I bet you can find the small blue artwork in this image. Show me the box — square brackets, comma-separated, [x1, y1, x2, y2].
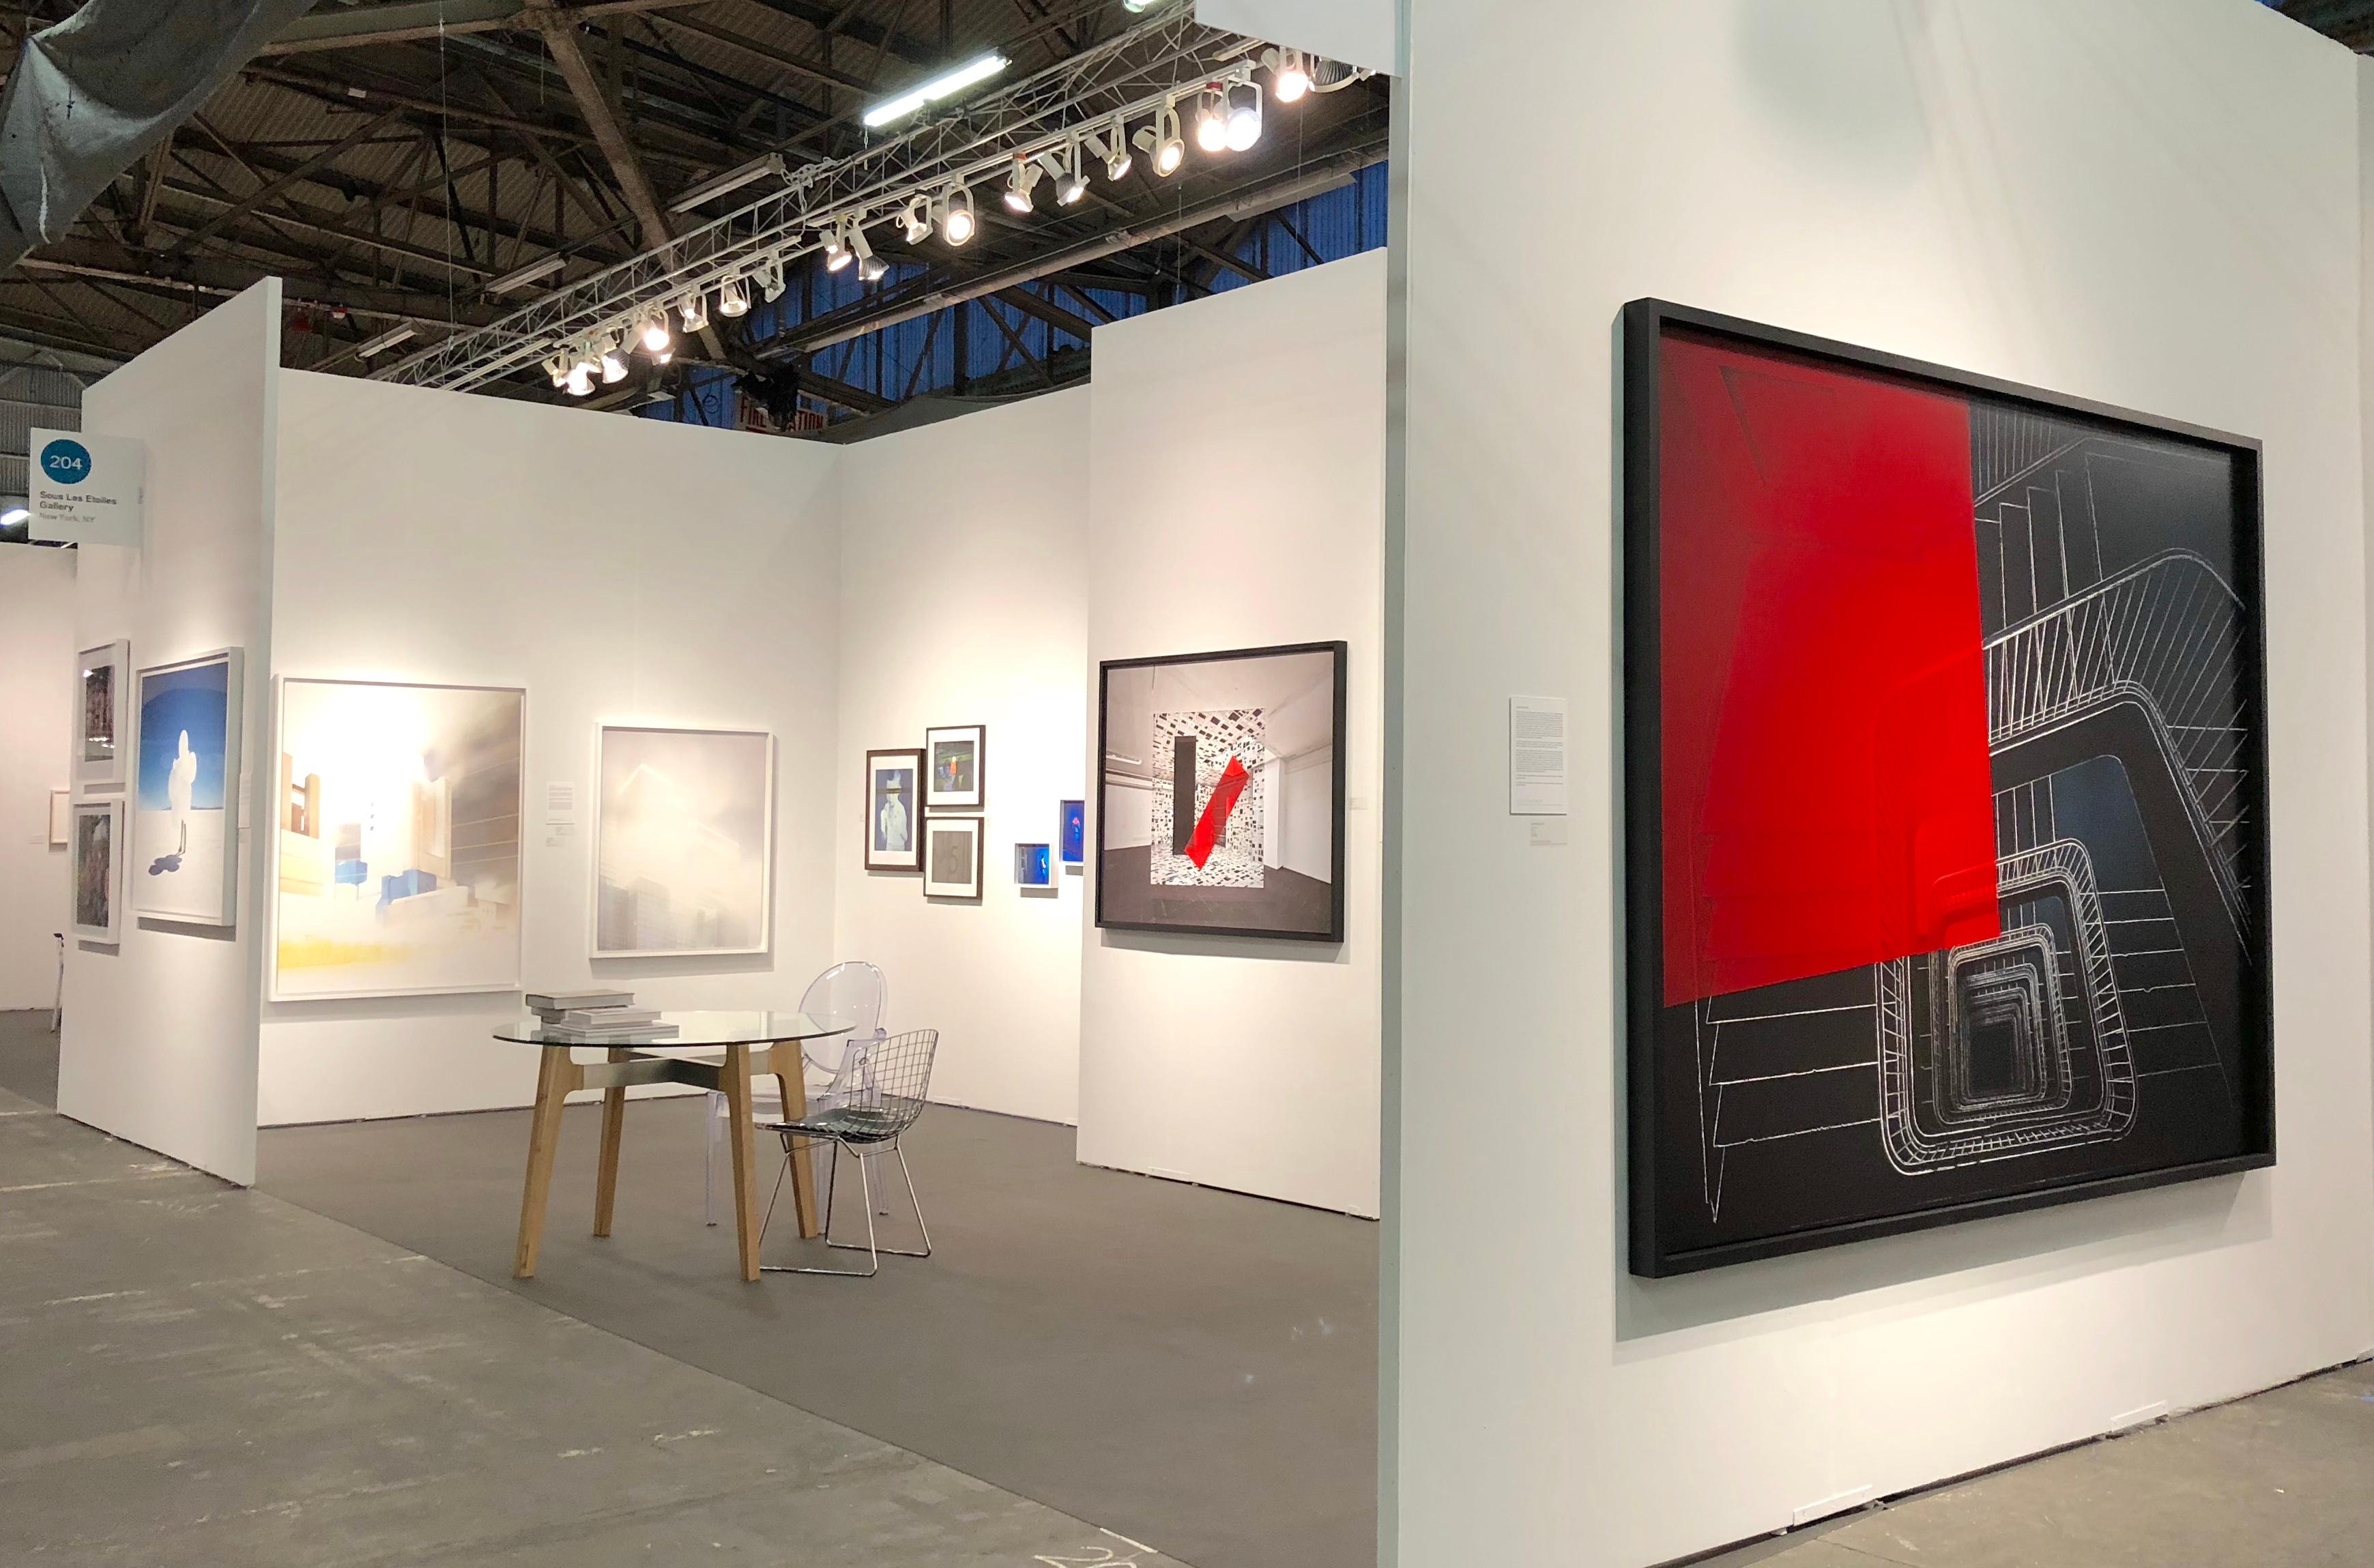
[1015, 842, 1053, 888]
[1059, 799, 1085, 865]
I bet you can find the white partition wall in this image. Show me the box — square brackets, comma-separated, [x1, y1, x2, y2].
[1387, 3, 2374, 1565]
[1081, 251, 1387, 1217]
[835, 389, 1091, 1127]
[59, 279, 282, 1185]
[257, 372, 842, 1124]
[0, 547, 75, 1008]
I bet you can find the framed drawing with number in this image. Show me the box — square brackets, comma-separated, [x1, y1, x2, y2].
[922, 814, 983, 900]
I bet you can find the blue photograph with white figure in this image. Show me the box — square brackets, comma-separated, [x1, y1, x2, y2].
[134, 651, 242, 924]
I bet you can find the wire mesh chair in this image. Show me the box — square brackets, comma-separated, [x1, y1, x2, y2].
[757, 1028, 938, 1278]
[704, 960, 887, 1224]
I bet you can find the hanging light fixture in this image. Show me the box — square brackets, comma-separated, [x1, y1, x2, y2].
[1224, 81, 1263, 151]
[1195, 90, 1230, 153]
[1094, 115, 1133, 181]
[1055, 138, 1090, 205]
[1134, 100, 1185, 177]
[1266, 47, 1312, 103]
[824, 220, 855, 272]
[753, 255, 787, 302]
[565, 340, 596, 396]
[940, 183, 978, 246]
[544, 353, 569, 388]
[850, 225, 887, 283]
[598, 331, 629, 383]
[677, 292, 709, 332]
[1003, 156, 1042, 213]
[639, 313, 672, 354]
[717, 276, 751, 317]
[899, 197, 933, 244]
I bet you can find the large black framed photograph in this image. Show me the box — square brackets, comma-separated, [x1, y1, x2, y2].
[1096, 641, 1348, 942]
[1623, 298, 2275, 1277]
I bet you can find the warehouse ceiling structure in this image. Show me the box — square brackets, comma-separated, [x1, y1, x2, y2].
[0, 0, 1387, 429]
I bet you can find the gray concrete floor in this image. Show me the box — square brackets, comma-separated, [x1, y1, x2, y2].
[0, 1005, 59, 1107]
[0, 1081, 1192, 1567]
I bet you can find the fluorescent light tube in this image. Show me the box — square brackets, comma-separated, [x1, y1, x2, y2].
[863, 53, 1009, 129]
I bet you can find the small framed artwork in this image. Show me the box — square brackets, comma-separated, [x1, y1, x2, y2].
[924, 724, 985, 813]
[865, 748, 925, 871]
[48, 789, 70, 847]
[922, 815, 983, 900]
[76, 640, 129, 790]
[1015, 842, 1054, 888]
[133, 648, 246, 927]
[1058, 799, 1086, 865]
[72, 798, 125, 942]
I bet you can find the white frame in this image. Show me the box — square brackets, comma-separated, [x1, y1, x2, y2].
[75, 639, 130, 790]
[922, 814, 984, 900]
[70, 797, 126, 942]
[1013, 841, 1054, 888]
[590, 723, 777, 959]
[269, 676, 528, 1002]
[130, 647, 246, 927]
[923, 723, 986, 813]
[48, 789, 70, 847]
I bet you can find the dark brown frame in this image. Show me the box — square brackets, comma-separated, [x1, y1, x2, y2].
[863, 746, 926, 873]
[923, 723, 986, 813]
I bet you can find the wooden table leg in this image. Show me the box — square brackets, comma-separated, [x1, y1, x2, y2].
[592, 1046, 628, 1238]
[722, 1043, 762, 1281]
[775, 1061, 820, 1240]
[514, 1047, 571, 1279]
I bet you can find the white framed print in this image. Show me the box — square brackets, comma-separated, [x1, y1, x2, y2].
[922, 815, 983, 900]
[272, 678, 525, 1001]
[923, 723, 985, 813]
[593, 725, 775, 957]
[132, 648, 245, 926]
[72, 798, 125, 942]
[76, 640, 129, 789]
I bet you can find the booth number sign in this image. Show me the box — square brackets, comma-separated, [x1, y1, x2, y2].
[29, 427, 145, 548]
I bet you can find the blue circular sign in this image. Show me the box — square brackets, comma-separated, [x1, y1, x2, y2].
[40, 437, 91, 487]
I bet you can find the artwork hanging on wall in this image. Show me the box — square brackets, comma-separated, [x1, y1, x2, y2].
[48, 789, 70, 848]
[865, 747, 925, 872]
[132, 649, 245, 926]
[76, 640, 128, 789]
[72, 798, 124, 942]
[1059, 799, 1086, 866]
[923, 724, 985, 812]
[594, 725, 774, 957]
[1096, 641, 1348, 942]
[273, 678, 525, 1000]
[1015, 841, 1053, 888]
[1621, 299, 2275, 1277]
[922, 814, 983, 900]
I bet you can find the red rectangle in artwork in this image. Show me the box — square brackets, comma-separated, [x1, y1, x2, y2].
[1659, 330, 2001, 1006]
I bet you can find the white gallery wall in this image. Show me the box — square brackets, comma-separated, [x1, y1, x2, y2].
[59, 278, 281, 1185]
[835, 388, 1091, 1127]
[1082, 250, 1387, 1218]
[258, 371, 841, 1124]
[1387, 3, 2374, 1565]
[0, 547, 74, 1008]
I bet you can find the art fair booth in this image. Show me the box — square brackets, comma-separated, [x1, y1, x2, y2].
[46, 250, 1385, 1568]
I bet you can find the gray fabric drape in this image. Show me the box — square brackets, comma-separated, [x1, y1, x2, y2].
[0, 0, 319, 271]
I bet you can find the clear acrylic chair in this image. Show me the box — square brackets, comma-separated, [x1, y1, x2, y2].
[757, 1028, 938, 1278]
[704, 961, 887, 1225]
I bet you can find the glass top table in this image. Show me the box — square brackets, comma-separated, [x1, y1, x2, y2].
[493, 1009, 853, 1048]
[495, 1010, 854, 1282]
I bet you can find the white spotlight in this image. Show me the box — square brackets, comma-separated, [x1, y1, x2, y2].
[544, 353, 569, 388]
[863, 52, 1009, 129]
[599, 332, 628, 383]
[566, 343, 596, 396]
[940, 184, 978, 246]
[717, 276, 751, 317]
[824, 222, 854, 272]
[1266, 47, 1312, 103]
[1003, 157, 1041, 213]
[678, 292, 709, 332]
[851, 226, 887, 283]
[1194, 91, 1229, 153]
[1094, 115, 1133, 181]
[1225, 81, 1262, 151]
[1134, 102, 1185, 176]
[639, 313, 671, 354]
[1056, 139, 1090, 205]
[753, 256, 787, 302]
[899, 198, 932, 244]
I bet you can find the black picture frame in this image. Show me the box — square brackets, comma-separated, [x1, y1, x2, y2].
[1622, 297, 2276, 1278]
[1095, 639, 1350, 943]
[864, 746, 926, 873]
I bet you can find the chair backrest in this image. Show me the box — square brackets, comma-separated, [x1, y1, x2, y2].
[829, 1029, 939, 1141]
[800, 961, 887, 1041]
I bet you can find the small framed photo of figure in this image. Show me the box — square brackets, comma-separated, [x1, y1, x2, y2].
[72, 797, 125, 942]
[76, 640, 130, 790]
[134, 648, 246, 927]
[923, 724, 985, 813]
[1014, 841, 1054, 888]
[1058, 799, 1086, 866]
[865, 748, 925, 872]
[922, 815, 983, 900]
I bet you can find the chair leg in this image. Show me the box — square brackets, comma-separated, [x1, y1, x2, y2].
[824, 1139, 930, 1260]
[759, 1135, 880, 1278]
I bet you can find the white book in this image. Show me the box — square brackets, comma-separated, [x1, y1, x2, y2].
[525, 989, 635, 1011]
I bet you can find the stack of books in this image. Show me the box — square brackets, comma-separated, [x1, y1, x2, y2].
[525, 989, 678, 1042]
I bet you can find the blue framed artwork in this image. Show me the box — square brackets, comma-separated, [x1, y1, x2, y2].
[132, 648, 244, 926]
[1014, 842, 1053, 888]
[1059, 799, 1085, 865]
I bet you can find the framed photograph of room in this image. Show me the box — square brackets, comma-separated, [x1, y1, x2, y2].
[922, 814, 983, 900]
[923, 723, 984, 812]
[593, 725, 775, 957]
[1620, 297, 2275, 1278]
[76, 639, 128, 789]
[865, 747, 925, 872]
[132, 648, 245, 927]
[272, 678, 525, 1001]
[1095, 641, 1348, 942]
[71, 798, 124, 942]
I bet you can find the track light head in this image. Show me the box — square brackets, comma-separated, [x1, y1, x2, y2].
[598, 332, 628, 383]
[753, 255, 787, 302]
[1004, 157, 1041, 213]
[940, 184, 977, 246]
[545, 353, 569, 388]
[899, 197, 933, 244]
[639, 313, 671, 354]
[1055, 139, 1089, 205]
[1195, 91, 1229, 153]
[850, 225, 886, 283]
[1135, 102, 1186, 176]
[677, 292, 708, 332]
[1266, 47, 1312, 103]
[565, 360, 594, 396]
[716, 276, 751, 317]
[1096, 117, 1133, 181]
[824, 221, 854, 272]
[1224, 81, 1262, 151]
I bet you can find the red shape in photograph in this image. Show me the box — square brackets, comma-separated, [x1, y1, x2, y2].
[1658, 332, 2001, 1006]
[1185, 756, 1251, 869]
